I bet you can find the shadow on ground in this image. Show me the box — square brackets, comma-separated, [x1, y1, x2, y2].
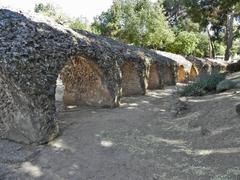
[1, 85, 240, 180]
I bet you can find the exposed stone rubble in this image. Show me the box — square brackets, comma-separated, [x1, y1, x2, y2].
[0, 9, 177, 144]
[0, 9, 230, 145]
[0, 9, 122, 144]
[155, 51, 197, 82]
[187, 56, 227, 76]
[74, 30, 178, 94]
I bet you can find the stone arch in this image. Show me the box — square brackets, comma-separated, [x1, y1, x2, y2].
[211, 64, 222, 74]
[59, 56, 115, 107]
[120, 61, 145, 96]
[177, 65, 187, 83]
[162, 65, 176, 86]
[0, 9, 122, 144]
[189, 65, 199, 81]
[200, 64, 211, 75]
[148, 63, 161, 89]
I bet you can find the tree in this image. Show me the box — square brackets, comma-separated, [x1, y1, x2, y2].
[34, 3, 67, 24]
[183, 0, 240, 60]
[163, 0, 187, 26]
[69, 17, 89, 31]
[166, 31, 199, 55]
[92, 0, 175, 49]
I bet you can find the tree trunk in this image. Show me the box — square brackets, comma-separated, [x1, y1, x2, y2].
[224, 12, 234, 61]
[207, 28, 215, 58]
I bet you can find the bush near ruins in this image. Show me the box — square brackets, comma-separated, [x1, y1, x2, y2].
[178, 73, 226, 97]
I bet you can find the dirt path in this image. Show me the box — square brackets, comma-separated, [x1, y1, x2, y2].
[1, 86, 240, 180]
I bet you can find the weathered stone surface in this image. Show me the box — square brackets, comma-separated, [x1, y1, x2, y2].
[189, 65, 199, 81]
[0, 9, 178, 144]
[187, 56, 227, 77]
[0, 9, 122, 144]
[120, 61, 144, 96]
[155, 51, 193, 83]
[216, 79, 236, 92]
[147, 63, 162, 89]
[60, 57, 115, 107]
[75, 30, 177, 90]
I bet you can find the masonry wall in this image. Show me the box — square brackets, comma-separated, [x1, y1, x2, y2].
[121, 61, 145, 96]
[60, 57, 115, 107]
[177, 65, 187, 83]
[148, 64, 161, 89]
[189, 65, 199, 81]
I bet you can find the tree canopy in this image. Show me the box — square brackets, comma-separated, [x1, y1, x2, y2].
[92, 0, 175, 49]
[34, 1, 240, 60]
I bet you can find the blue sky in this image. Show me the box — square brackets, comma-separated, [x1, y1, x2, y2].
[0, 0, 113, 23]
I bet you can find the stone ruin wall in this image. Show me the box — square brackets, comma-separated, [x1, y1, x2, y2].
[0, 9, 228, 145]
[60, 56, 115, 107]
[177, 65, 187, 83]
[147, 63, 161, 89]
[189, 65, 199, 81]
[120, 61, 145, 96]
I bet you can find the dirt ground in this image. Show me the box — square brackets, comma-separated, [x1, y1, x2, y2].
[1, 75, 240, 180]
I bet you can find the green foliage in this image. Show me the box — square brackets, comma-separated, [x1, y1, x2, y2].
[178, 81, 206, 96]
[91, 0, 175, 49]
[177, 18, 201, 33]
[178, 73, 226, 96]
[214, 42, 226, 56]
[34, 3, 56, 17]
[183, 0, 240, 60]
[166, 31, 199, 55]
[34, 3, 67, 24]
[231, 41, 239, 56]
[194, 33, 209, 57]
[69, 18, 89, 31]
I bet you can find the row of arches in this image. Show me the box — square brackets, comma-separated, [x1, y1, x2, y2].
[56, 56, 215, 110]
[0, 9, 226, 145]
[56, 59, 165, 108]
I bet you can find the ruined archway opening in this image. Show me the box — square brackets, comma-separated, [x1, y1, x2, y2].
[162, 65, 176, 86]
[189, 65, 199, 81]
[148, 63, 161, 90]
[200, 64, 211, 75]
[177, 65, 187, 83]
[55, 56, 115, 110]
[120, 61, 145, 96]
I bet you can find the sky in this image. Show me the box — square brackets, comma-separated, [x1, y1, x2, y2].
[0, 0, 113, 23]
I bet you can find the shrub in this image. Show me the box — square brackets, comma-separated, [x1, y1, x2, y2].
[178, 82, 206, 96]
[178, 72, 226, 96]
[166, 31, 199, 55]
[194, 33, 209, 58]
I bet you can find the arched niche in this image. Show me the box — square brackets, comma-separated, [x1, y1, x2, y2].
[200, 64, 211, 75]
[0, 9, 122, 145]
[148, 63, 161, 89]
[177, 65, 187, 83]
[120, 61, 144, 96]
[59, 56, 115, 108]
[189, 65, 199, 81]
[162, 65, 176, 86]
